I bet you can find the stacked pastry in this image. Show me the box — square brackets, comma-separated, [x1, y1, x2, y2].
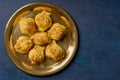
[14, 10, 66, 64]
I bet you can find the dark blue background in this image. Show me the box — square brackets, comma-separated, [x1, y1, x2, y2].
[0, 0, 120, 80]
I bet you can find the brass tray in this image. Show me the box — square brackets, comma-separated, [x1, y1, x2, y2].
[4, 2, 78, 76]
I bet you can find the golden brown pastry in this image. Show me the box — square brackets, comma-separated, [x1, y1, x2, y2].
[14, 36, 33, 54]
[45, 40, 65, 61]
[35, 10, 52, 31]
[48, 23, 66, 40]
[31, 32, 51, 45]
[28, 46, 45, 64]
[19, 18, 37, 36]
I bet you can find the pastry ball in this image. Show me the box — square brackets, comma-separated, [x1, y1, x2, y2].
[29, 46, 45, 64]
[19, 18, 37, 36]
[31, 32, 51, 45]
[35, 10, 52, 32]
[14, 36, 33, 54]
[48, 23, 66, 40]
[45, 40, 65, 61]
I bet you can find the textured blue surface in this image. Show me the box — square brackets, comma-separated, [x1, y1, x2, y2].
[1, 0, 120, 80]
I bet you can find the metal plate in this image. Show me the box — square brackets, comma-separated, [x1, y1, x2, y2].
[4, 2, 78, 76]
